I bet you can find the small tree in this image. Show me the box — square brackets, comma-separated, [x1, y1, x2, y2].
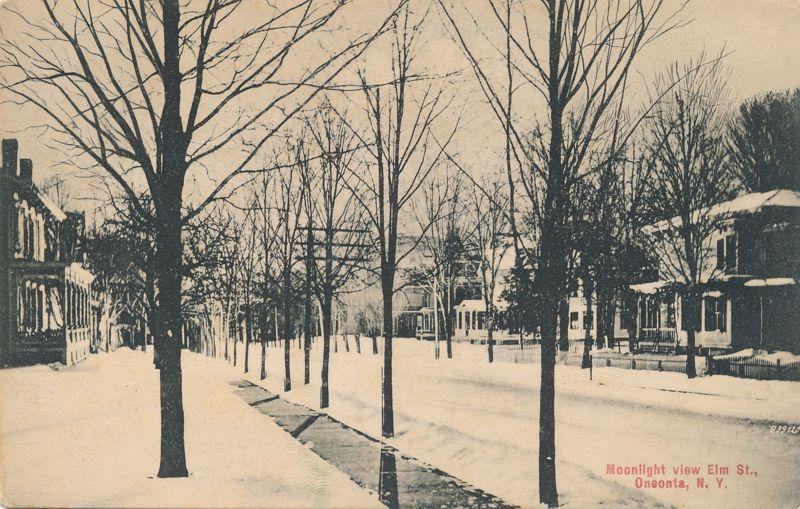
[300, 102, 370, 406]
[467, 174, 510, 362]
[414, 170, 468, 359]
[268, 152, 306, 392]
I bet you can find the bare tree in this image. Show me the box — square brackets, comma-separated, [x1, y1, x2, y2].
[268, 151, 307, 392]
[39, 175, 71, 211]
[349, 4, 458, 438]
[237, 200, 260, 374]
[412, 169, 470, 360]
[642, 56, 733, 378]
[300, 102, 369, 407]
[256, 172, 281, 380]
[438, 0, 685, 503]
[468, 174, 511, 363]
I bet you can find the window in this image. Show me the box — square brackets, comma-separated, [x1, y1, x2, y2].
[665, 298, 676, 328]
[703, 296, 727, 332]
[619, 306, 633, 331]
[639, 298, 647, 328]
[716, 234, 739, 274]
[725, 234, 738, 273]
[644, 297, 659, 329]
[583, 310, 593, 331]
[570, 312, 580, 330]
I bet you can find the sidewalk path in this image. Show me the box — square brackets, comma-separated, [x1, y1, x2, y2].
[232, 379, 515, 509]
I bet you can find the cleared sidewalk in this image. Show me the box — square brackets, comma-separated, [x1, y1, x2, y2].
[232, 379, 514, 509]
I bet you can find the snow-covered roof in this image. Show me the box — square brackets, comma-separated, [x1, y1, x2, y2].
[629, 280, 672, 294]
[37, 189, 67, 221]
[455, 298, 508, 312]
[643, 189, 800, 234]
[66, 262, 95, 286]
[456, 299, 485, 311]
[743, 277, 796, 287]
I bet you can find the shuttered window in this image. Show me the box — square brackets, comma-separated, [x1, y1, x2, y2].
[725, 234, 738, 273]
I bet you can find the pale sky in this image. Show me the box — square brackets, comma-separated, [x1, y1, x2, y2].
[0, 0, 798, 217]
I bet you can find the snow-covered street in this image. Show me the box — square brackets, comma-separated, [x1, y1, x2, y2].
[238, 337, 800, 509]
[2, 339, 798, 509]
[0, 349, 382, 508]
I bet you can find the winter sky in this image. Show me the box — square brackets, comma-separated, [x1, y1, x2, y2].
[0, 0, 798, 217]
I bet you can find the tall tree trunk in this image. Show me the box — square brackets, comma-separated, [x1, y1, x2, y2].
[304, 229, 312, 384]
[685, 288, 698, 378]
[153, 0, 188, 478]
[538, 296, 559, 506]
[433, 283, 440, 360]
[260, 309, 267, 379]
[244, 301, 252, 373]
[343, 311, 350, 352]
[558, 298, 569, 352]
[234, 315, 240, 367]
[487, 307, 494, 363]
[153, 197, 187, 478]
[445, 283, 453, 359]
[537, 29, 565, 499]
[582, 276, 594, 369]
[283, 267, 292, 392]
[320, 294, 332, 408]
[381, 283, 394, 437]
[260, 331, 267, 380]
[224, 311, 229, 361]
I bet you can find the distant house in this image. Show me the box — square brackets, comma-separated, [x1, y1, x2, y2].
[0, 139, 95, 366]
[631, 190, 800, 354]
[564, 280, 633, 346]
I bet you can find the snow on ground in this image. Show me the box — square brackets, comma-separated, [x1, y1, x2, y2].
[0, 348, 382, 508]
[233, 337, 800, 509]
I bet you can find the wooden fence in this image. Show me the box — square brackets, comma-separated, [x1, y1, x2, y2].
[708, 356, 800, 381]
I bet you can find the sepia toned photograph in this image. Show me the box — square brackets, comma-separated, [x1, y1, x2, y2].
[0, 0, 798, 507]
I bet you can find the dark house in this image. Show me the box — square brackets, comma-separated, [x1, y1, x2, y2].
[0, 139, 95, 366]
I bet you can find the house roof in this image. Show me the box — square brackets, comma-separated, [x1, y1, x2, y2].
[455, 298, 509, 312]
[37, 189, 67, 221]
[643, 189, 800, 234]
[629, 280, 672, 294]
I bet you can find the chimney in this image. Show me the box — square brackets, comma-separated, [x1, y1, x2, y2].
[19, 159, 33, 181]
[2, 139, 18, 176]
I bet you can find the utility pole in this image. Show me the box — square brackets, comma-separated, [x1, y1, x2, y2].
[299, 225, 369, 408]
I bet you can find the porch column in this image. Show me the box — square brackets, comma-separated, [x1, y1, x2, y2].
[39, 283, 46, 331]
[635, 296, 641, 340]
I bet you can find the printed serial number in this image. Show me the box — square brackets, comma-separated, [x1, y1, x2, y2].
[769, 425, 800, 434]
